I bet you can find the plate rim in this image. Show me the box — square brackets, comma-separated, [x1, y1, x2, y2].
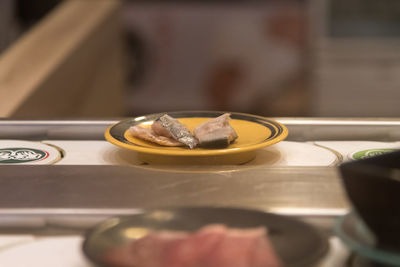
[105, 111, 288, 156]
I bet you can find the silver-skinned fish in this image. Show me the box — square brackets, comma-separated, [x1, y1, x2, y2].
[154, 115, 199, 149]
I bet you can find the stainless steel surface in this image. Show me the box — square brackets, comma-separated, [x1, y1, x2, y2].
[0, 120, 111, 140]
[277, 118, 400, 141]
[0, 118, 400, 140]
[0, 165, 347, 212]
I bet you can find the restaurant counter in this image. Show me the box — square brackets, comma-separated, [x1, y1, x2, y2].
[0, 117, 399, 266]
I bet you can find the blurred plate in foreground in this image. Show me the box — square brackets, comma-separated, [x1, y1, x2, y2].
[83, 207, 328, 267]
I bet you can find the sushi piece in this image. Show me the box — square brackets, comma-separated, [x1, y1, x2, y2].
[103, 224, 282, 267]
[128, 114, 198, 148]
[129, 125, 184, 147]
[153, 115, 198, 149]
[151, 120, 174, 139]
[193, 113, 238, 148]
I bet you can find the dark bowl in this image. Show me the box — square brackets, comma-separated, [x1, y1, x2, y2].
[339, 150, 400, 251]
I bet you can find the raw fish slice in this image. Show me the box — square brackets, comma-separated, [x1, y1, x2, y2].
[193, 113, 238, 148]
[152, 120, 174, 138]
[103, 224, 281, 267]
[155, 115, 198, 149]
[205, 227, 266, 267]
[104, 224, 281, 267]
[250, 231, 282, 267]
[164, 224, 227, 267]
[129, 125, 183, 147]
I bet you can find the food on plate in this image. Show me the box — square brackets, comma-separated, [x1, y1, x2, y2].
[103, 224, 282, 267]
[153, 115, 199, 149]
[129, 125, 184, 147]
[193, 113, 238, 148]
[129, 114, 198, 148]
[129, 113, 238, 149]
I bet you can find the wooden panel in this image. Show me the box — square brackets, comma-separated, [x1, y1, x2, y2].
[0, 0, 126, 118]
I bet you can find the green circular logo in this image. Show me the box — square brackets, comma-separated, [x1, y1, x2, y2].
[351, 148, 398, 160]
[0, 148, 49, 163]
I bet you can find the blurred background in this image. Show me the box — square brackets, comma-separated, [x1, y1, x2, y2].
[0, 0, 399, 118]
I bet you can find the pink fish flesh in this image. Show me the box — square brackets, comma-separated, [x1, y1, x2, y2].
[103, 224, 282, 267]
[193, 113, 238, 148]
[129, 125, 183, 147]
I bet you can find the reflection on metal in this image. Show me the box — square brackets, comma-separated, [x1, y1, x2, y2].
[146, 211, 175, 222]
[123, 227, 150, 239]
[0, 165, 347, 215]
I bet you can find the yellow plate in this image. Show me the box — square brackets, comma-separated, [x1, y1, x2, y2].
[105, 111, 288, 164]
